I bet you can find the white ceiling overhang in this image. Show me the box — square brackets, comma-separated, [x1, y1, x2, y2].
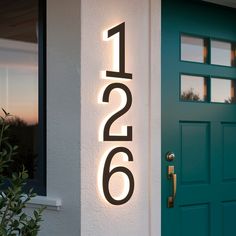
[204, 0, 236, 8]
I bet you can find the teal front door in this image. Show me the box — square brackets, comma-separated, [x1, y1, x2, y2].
[162, 1, 236, 236]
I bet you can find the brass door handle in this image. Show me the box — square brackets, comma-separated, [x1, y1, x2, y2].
[168, 166, 177, 208]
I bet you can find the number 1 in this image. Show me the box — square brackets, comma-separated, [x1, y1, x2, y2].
[106, 22, 132, 79]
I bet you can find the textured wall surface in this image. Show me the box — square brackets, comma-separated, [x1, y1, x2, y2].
[39, 0, 81, 235]
[37, 0, 161, 235]
[81, 0, 161, 235]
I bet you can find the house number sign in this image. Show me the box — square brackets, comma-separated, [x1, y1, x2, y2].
[99, 22, 134, 205]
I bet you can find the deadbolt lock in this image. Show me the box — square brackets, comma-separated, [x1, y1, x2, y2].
[166, 151, 175, 162]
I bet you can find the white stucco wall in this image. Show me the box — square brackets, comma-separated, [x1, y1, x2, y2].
[81, 0, 161, 236]
[39, 0, 81, 235]
[34, 0, 161, 235]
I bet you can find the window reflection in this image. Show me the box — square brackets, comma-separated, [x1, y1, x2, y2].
[181, 35, 207, 63]
[0, 68, 7, 108]
[211, 40, 233, 67]
[8, 67, 38, 123]
[211, 78, 236, 103]
[181, 75, 208, 102]
[0, 1, 38, 179]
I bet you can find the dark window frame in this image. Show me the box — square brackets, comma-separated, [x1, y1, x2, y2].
[27, 0, 47, 195]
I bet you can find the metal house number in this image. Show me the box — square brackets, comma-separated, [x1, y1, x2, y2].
[100, 22, 134, 205]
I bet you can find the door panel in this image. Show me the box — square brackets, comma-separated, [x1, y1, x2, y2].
[223, 201, 236, 236]
[162, 1, 236, 236]
[222, 124, 236, 181]
[180, 204, 209, 236]
[180, 122, 210, 185]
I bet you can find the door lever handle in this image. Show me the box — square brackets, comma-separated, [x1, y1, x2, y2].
[168, 166, 177, 208]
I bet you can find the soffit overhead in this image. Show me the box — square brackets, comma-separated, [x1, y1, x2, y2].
[204, 0, 236, 8]
[0, 0, 38, 43]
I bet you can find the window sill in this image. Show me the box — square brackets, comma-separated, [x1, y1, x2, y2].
[27, 196, 62, 211]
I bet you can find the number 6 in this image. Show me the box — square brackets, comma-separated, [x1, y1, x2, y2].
[103, 147, 134, 205]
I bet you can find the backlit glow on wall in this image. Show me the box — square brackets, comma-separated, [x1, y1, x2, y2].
[98, 87, 129, 142]
[97, 148, 131, 202]
[98, 22, 135, 205]
[103, 28, 120, 73]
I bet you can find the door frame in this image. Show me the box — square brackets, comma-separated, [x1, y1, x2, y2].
[149, 0, 162, 235]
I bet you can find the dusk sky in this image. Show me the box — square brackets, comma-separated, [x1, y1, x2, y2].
[0, 39, 38, 125]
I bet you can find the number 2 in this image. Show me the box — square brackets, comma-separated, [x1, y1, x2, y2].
[103, 83, 132, 141]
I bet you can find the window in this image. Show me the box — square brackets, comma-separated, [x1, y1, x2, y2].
[181, 35, 208, 63]
[211, 40, 235, 67]
[180, 34, 236, 104]
[181, 34, 236, 67]
[181, 75, 208, 102]
[0, 0, 46, 194]
[211, 78, 236, 103]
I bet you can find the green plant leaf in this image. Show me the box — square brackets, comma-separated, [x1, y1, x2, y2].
[0, 109, 45, 235]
